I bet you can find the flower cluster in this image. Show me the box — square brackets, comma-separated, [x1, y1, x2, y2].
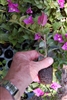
[23, 8, 47, 33]
[54, 33, 67, 50]
[58, 0, 65, 8]
[33, 88, 44, 97]
[32, 81, 61, 97]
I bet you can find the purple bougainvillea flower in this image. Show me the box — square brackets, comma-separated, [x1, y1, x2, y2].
[7, 0, 20, 12]
[50, 82, 61, 91]
[23, 15, 34, 25]
[26, 7, 33, 14]
[33, 88, 44, 97]
[7, 0, 11, 2]
[58, 0, 65, 8]
[54, 33, 64, 43]
[38, 12, 48, 26]
[34, 33, 41, 40]
[65, 33, 67, 38]
[62, 42, 67, 50]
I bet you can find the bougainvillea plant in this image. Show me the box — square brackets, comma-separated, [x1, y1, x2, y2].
[0, 0, 67, 99]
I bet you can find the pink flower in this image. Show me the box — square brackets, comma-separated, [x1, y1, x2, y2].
[38, 12, 48, 26]
[65, 33, 67, 38]
[58, 0, 65, 8]
[50, 82, 61, 91]
[33, 88, 44, 97]
[62, 42, 67, 50]
[26, 7, 33, 14]
[7, 0, 20, 12]
[23, 15, 34, 25]
[34, 33, 41, 40]
[7, 0, 11, 2]
[54, 33, 64, 43]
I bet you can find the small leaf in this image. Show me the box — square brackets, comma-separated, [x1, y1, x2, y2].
[0, 33, 8, 42]
[19, 16, 26, 23]
[0, 62, 2, 65]
[30, 82, 39, 89]
[53, 22, 62, 30]
[0, 0, 7, 5]
[0, 71, 2, 74]
[39, 41, 46, 48]
[2, 60, 6, 64]
[48, 45, 59, 52]
[12, 14, 17, 20]
[23, 35, 29, 39]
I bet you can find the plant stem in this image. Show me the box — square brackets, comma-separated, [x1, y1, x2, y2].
[43, 35, 47, 57]
[9, 20, 36, 34]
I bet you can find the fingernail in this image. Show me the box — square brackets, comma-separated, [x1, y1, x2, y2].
[48, 57, 54, 64]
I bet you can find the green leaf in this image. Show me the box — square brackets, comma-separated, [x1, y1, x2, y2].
[10, 40, 17, 46]
[19, 16, 26, 23]
[30, 24, 37, 30]
[0, 71, 2, 74]
[53, 62, 58, 69]
[12, 14, 17, 20]
[1, 67, 8, 78]
[18, 28, 23, 32]
[27, 86, 33, 92]
[0, 33, 8, 42]
[2, 60, 6, 64]
[0, 23, 10, 31]
[12, 28, 18, 36]
[23, 0, 35, 4]
[23, 34, 29, 39]
[0, 0, 7, 5]
[39, 41, 46, 48]
[36, 4, 43, 9]
[61, 26, 66, 34]
[30, 82, 39, 89]
[55, 70, 62, 81]
[52, 22, 62, 30]
[43, 27, 50, 34]
[34, 0, 39, 4]
[64, 3, 67, 15]
[0, 62, 2, 65]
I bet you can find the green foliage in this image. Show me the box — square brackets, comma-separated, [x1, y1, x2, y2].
[0, 0, 7, 5]
[0, 0, 67, 45]
[29, 82, 40, 89]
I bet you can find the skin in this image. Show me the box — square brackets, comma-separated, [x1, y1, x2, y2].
[61, 95, 67, 100]
[0, 50, 53, 100]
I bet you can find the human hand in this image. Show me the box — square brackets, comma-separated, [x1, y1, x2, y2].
[4, 50, 53, 96]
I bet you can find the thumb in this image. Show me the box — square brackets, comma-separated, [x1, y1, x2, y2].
[35, 57, 53, 72]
